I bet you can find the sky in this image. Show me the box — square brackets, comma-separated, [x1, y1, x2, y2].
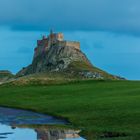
[0, 0, 140, 80]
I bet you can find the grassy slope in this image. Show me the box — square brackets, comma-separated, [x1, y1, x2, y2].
[12, 72, 76, 86]
[0, 80, 140, 139]
[68, 61, 118, 80]
[11, 61, 117, 86]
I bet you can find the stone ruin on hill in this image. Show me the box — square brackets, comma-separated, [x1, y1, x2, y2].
[34, 30, 80, 59]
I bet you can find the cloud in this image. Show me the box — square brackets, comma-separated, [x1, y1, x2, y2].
[0, 0, 140, 35]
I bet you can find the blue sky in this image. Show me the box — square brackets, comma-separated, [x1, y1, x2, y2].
[0, 0, 140, 80]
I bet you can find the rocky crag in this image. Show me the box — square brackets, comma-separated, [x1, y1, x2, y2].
[0, 70, 14, 84]
[17, 30, 119, 80]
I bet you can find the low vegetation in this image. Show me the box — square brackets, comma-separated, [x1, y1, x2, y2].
[68, 61, 117, 79]
[0, 80, 140, 139]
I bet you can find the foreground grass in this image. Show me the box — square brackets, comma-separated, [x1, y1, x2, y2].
[0, 80, 140, 139]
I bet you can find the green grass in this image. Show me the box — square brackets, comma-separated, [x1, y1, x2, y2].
[68, 61, 116, 80]
[0, 80, 140, 139]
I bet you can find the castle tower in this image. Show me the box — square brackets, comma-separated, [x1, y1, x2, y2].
[49, 29, 53, 47]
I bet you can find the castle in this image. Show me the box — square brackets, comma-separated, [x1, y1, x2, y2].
[34, 30, 80, 58]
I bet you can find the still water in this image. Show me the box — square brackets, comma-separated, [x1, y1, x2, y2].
[0, 107, 85, 140]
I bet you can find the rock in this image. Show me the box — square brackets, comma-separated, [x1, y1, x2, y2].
[79, 71, 104, 79]
[0, 70, 14, 83]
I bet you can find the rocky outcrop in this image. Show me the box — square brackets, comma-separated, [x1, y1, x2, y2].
[17, 36, 92, 77]
[0, 70, 14, 84]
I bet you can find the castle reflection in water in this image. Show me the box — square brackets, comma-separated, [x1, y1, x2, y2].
[35, 128, 81, 140]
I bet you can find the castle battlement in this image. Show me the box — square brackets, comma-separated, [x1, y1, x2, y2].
[34, 30, 80, 58]
[57, 41, 80, 50]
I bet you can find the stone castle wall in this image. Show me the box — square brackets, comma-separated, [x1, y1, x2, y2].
[56, 33, 64, 41]
[33, 32, 80, 59]
[34, 40, 80, 59]
[57, 41, 80, 50]
[65, 41, 80, 50]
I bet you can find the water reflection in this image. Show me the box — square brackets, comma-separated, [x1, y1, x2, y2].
[0, 107, 85, 140]
[0, 107, 67, 125]
[35, 127, 81, 140]
[0, 124, 85, 140]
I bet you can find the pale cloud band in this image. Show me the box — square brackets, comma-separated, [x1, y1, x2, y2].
[0, 0, 140, 34]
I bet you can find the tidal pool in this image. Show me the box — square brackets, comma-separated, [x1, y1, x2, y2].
[0, 107, 85, 140]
